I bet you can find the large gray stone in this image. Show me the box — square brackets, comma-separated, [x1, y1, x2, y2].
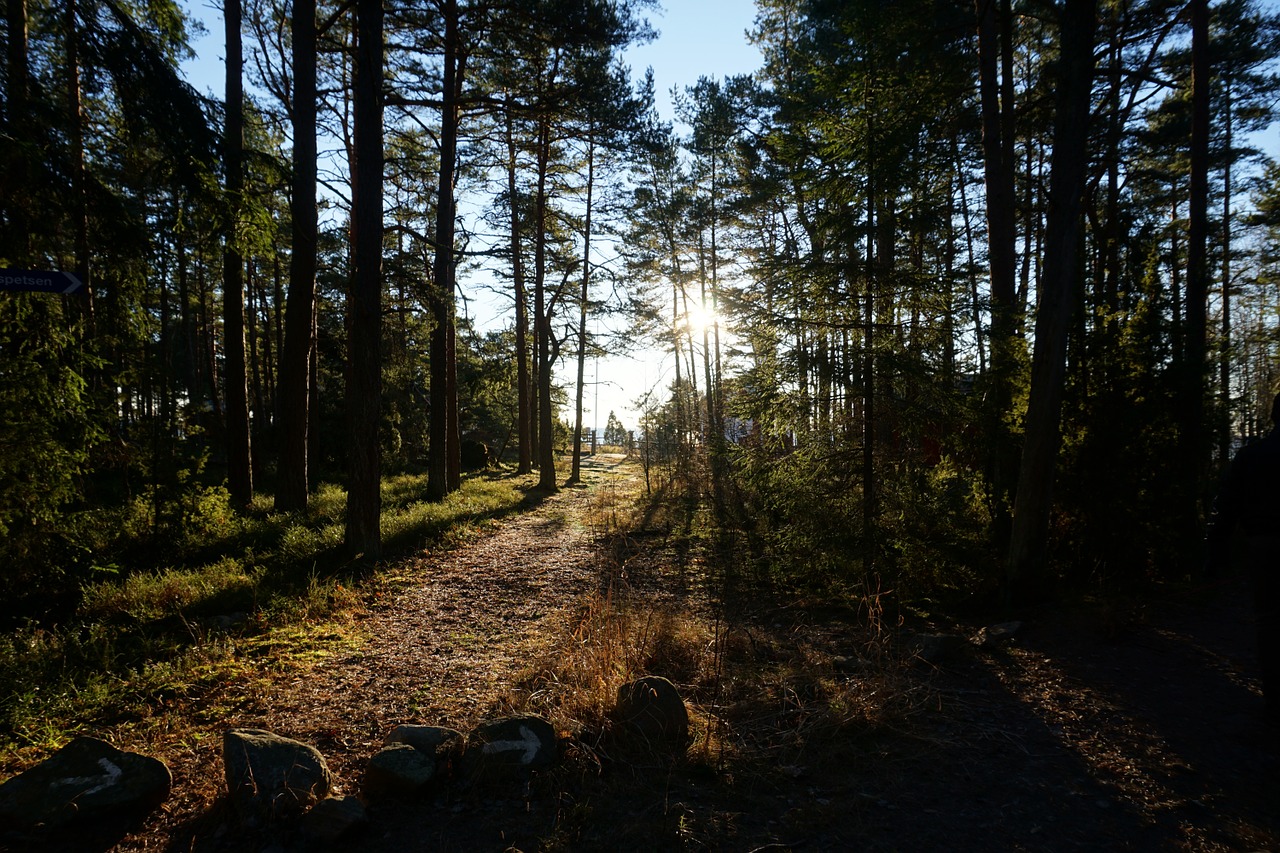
[362, 743, 437, 800]
[463, 716, 557, 779]
[615, 676, 690, 747]
[972, 620, 1024, 648]
[223, 728, 331, 822]
[384, 725, 464, 764]
[300, 795, 367, 843]
[911, 632, 968, 665]
[0, 736, 171, 830]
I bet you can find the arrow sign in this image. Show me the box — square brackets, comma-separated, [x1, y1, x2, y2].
[57, 757, 123, 796]
[480, 724, 541, 764]
[0, 269, 84, 294]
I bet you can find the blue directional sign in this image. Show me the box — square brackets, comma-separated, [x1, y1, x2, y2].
[0, 269, 85, 294]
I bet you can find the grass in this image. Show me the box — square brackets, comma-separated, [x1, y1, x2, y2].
[501, 461, 929, 780]
[0, 468, 534, 774]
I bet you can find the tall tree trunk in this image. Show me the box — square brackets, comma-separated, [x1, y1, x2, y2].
[275, 0, 318, 512]
[263, 256, 279, 419]
[344, 0, 384, 558]
[1218, 72, 1233, 467]
[671, 278, 684, 444]
[504, 96, 533, 474]
[446, 320, 461, 490]
[534, 115, 557, 491]
[698, 230, 714, 445]
[201, 263, 223, 422]
[568, 129, 595, 486]
[861, 215, 875, 579]
[707, 148, 724, 466]
[1183, 0, 1210, 513]
[223, 0, 253, 507]
[308, 301, 321, 482]
[428, 0, 461, 501]
[665, 208, 687, 446]
[944, 172, 958, 384]
[975, 0, 1020, 538]
[178, 230, 195, 399]
[247, 260, 267, 482]
[66, 0, 94, 331]
[1006, 0, 1097, 601]
[1170, 191, 1183, 368]
[954, 138, 987, 375]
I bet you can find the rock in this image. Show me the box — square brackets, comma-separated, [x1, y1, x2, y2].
[832, 655, 872, 674]
[223, 728, 331, 822]
[362, 744, 438, 800]
[972, 621, 1024, 648]
[300, 795, 367, 842]
[615, 676, 690, 747]
[0, 736, 171, 830]
[911, 633, 968, 665]
[210, 612, 249, 631]
[462, 716, 557, 778]
[384, 725, 464, 764]
[460, 439, 490, 470]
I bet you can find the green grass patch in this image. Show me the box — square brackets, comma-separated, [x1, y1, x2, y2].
[0, 469, 534, 772]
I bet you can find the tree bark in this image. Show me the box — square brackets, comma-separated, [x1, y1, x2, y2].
[1006, 0, 1097, 600]
[1183, 0, 1210, 508]
[568, 128, 595, 486]
[504, 96, 533, 474]
[344, 0, 383, 558]
[275, 0, 318, 512]
[223, 0, 253, 507]
[1218, 72, 1233, 467]
[428, 0, 461, 501]
[534, 114, 557, 491]
[975, 0, 1020, 537]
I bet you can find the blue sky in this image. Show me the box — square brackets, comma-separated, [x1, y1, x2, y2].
[180, 0, 764, 122]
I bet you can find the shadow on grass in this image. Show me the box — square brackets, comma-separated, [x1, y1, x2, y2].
[0, 468, 562, 758]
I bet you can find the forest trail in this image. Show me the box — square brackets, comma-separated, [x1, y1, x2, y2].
[231, 454, 632, 769]
[135, 454, 637, 852]
[34, 456, 1280, 851]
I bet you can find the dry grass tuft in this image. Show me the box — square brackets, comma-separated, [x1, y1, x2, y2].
[507, 566, 932, 784]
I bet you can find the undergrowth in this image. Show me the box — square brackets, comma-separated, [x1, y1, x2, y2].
[505, 455, 932, 787]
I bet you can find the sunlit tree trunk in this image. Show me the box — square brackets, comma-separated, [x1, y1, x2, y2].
[568, 128, 595, 485]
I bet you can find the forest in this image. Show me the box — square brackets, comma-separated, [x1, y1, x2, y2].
[2, 0, 1280, 627]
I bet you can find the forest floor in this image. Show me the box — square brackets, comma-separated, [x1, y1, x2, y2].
[10, 454, 1280, 852]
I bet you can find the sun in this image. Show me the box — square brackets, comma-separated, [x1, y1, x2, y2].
[685, 302, 719, 337]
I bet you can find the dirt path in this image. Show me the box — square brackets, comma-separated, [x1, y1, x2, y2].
[244, 458, 629, 778]
[133, 455, 636, 852]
